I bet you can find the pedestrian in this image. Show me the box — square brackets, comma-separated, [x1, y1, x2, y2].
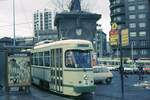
[138, 65, 144, 81]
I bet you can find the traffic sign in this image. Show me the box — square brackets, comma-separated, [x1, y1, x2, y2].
[111, 23, 118, 30]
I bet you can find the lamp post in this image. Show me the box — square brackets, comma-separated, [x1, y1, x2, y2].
[100, 29, 103, 58]
[13, 0, 16, 46]
[119, 29, 124, 99]
[131, 41, 134, 61]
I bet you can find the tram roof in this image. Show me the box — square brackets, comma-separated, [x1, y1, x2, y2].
[34, 39, 92, 49]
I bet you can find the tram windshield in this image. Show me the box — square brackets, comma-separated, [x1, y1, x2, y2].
[65, 50, 92, 68]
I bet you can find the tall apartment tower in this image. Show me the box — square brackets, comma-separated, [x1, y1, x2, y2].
[33, 9, 55, 38]
[109, 0, 150, 59]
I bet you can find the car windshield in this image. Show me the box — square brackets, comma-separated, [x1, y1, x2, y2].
[65, 50, 92, 68]
[93, 67, 109, 73]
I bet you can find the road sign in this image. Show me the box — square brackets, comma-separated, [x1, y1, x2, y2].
[111, 23, 118, 30]
[121, 28, 129, 46]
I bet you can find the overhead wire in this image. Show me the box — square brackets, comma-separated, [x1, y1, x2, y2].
[0, 21, 32, 28]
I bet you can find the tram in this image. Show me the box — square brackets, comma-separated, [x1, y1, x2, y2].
[31, 39, 95, 96]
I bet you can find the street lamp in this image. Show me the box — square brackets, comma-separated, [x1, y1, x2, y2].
[131, 41, 134, 61]
[13, 0, 16, 46]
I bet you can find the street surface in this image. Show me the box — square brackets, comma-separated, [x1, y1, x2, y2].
[0, 72, 150, 100]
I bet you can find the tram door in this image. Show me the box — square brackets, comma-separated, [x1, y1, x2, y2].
[50, 49, 63, 93]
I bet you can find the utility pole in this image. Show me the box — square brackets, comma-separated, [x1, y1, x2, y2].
[100, 29, 103, 58]
[131, 41, 133, 61]
[119, 29, 124, 100]
[13, 0, 16, 46]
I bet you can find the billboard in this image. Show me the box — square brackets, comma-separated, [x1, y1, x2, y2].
[109, 29, 119, 46]
[109, 23, 119, 46]
[8, 53, 31, 87]
[121, 28, 129, 46]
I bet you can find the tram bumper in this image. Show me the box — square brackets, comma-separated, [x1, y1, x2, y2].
[73, 85, 96, 93]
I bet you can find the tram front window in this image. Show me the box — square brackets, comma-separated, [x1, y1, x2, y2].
[65, 50, 91, 68]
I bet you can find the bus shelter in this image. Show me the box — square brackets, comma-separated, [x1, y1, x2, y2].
[0, 46, 32, 93]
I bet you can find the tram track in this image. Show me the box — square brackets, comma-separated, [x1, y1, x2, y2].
[94, 93, 122, 100]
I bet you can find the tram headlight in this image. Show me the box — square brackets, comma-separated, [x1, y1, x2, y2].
[78, 81, 82, 84]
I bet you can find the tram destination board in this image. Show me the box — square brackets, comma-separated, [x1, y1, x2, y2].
[7, 52, 31, 88]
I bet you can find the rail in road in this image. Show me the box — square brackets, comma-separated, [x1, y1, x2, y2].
[1, 72, 150, 100]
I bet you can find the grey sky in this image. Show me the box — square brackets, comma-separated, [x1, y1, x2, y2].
[0, 0, 111, 40]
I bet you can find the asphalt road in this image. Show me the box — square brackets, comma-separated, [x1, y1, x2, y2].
[0, 72, 150, 100]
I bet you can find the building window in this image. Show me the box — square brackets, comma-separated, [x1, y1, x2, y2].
[128, 0, 135, 2]
[117, 25, 122, 29]
[141, 50, 147, 55]
[129, 15, 136, 19]
[130, 32, 137, 37]
[138, 5, 146, 10]
[116, 8, 121, 12]
[116, 0, 121, 3]
[129, 23, 136, 28]
[131, 41, 136, 46]
[133, 50, 138, 55]
[117, 16, 121, 21]
[113, 17, 117, 21]
[128, 6, 136, 11]
[138, 14, 146, 19]
[139, 31, 146, 37]
[139, 22, 146, 28]
[141, 41, 146, 46]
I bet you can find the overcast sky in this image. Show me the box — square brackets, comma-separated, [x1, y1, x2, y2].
[0, 0, 111, 40]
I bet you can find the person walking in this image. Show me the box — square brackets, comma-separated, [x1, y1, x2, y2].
[138, 65, 144, 81]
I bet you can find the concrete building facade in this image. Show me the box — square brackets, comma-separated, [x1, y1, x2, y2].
[95, 30, 107, 57]
[109, 0, 150, 59]
[33, 9, 56, 41]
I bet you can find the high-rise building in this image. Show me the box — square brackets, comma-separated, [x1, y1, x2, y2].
[109, 0, 150, 59]
[95, 30, 107, 57]
[33, 9, 56, 41]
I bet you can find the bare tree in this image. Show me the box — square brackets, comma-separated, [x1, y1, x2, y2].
[80, 0, 90, 12]
[50, 0, 90, 12]
[50, 0, 71, 12]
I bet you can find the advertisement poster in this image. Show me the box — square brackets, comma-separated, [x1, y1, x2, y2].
[8, 53, 31, 87]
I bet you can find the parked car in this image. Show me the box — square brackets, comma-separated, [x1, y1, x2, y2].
[143, 66, 150, 74]
[93, 66, 113, 84]
[123, 64, 138, 74]
[107, 65, 120, 71]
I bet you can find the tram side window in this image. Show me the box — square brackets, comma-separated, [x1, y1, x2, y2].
[59, 49, 62, 67]
[35, 53, 38, 65]
[56, 48, 62, 67]
[51, 49, 55, 67]
[44, 51, 50, 66]
[56, 49, 59, 67]
[32, 53, 35, 65]
[39, 52, 43, 66]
